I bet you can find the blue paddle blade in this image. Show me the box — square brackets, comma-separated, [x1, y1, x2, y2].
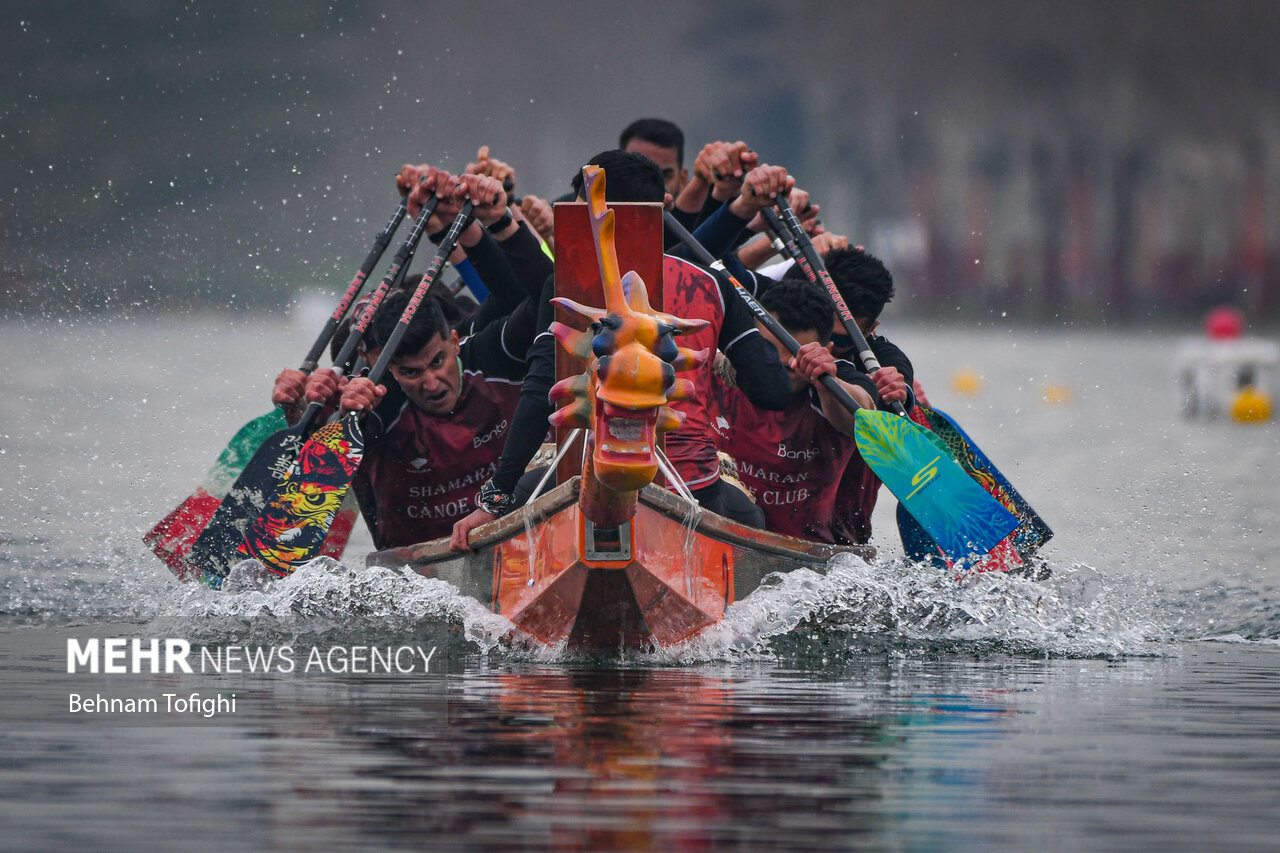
[854, 409, 1018, 563]
[922, 406, 1053, 557]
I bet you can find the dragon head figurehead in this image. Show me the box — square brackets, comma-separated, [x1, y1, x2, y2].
[550, 166, 709, 507]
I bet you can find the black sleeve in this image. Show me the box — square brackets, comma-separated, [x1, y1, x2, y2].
[492, 331, 556, 494]
[716, 269, 792, 411]
[496, 222, 554, 302]
[866, 335, 915, 411]
[497, 272, 554, 364]
[833, 360, 880, 401]
[460, 313, 528, 382]
[360, 377, 406, 445]
[458, 228, 524, 332]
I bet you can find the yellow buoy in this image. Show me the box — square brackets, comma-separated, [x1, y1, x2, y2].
[1042, 383, 1073, 405]
[950, 368, 983, 396]
[1230, 387, 1273, 422]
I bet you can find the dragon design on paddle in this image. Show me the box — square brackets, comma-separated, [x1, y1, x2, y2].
[237, 420, 363, 574]
[549, 166, 709, 528]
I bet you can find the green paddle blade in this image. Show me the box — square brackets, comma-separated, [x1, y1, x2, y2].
[144, 409, 288, 576]
[237, 415, 366, 576]
[854, 409, 1018, 564]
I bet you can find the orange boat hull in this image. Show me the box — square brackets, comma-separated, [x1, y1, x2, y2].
[366, 478, 873, 648]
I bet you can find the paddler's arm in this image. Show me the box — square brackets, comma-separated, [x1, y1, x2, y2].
[450, 296, 557, 553]
[796, 343, 875, 436]
[717, 271, 793, 411]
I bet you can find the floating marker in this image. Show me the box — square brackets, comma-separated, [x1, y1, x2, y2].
[1231, 387, 1273, 423]
[950, 368, 983, 396]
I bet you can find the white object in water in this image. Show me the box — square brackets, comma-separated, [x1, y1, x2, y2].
[1174, 337, 1280, 419]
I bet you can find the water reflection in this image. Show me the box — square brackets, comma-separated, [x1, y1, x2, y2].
[254, 663, 1022, 850]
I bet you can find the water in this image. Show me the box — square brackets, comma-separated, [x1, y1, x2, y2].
[2, 315, 1278, 851]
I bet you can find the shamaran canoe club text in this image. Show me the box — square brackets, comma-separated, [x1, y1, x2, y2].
[67, 638, 439, 675]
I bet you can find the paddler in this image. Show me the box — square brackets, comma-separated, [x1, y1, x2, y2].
[709, 277, 878, 542]
[449, 149, 800, 549]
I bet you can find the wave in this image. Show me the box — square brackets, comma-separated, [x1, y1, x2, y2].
[6, 547, 1272, 659]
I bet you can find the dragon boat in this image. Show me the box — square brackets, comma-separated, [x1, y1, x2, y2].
[366, 172, 873, 648]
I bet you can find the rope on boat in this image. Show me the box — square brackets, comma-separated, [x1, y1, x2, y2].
[655, 446, 699, 507]
[524, 428, 583, 505]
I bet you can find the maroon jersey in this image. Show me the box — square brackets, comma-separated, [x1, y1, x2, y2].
[710, 382, 858, 543]
[829, 458, 880, 546]
[354, 323, 524, 548]
[662, 255, 727, 489]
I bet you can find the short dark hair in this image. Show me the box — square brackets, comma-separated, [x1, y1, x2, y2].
[619, 118, 684, 167]
[330, 273, 467, 361]
[369, 288, 451, 355]
[788, 247, 895, 323]
[758, 278, 836, 344]
[570, 149, 666, 203]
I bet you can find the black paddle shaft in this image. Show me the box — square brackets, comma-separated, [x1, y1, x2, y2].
[366, 199, 476, 387]
[292, 194, 441, 433]
[662, 210, 864, 418]
[295, 193, 410, 376]
[765, 198, 908, 417]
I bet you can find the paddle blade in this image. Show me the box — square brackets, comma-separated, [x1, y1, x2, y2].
[144, 410, 288, 578]
[237, 416, 365, 576]
[854, 409, 1018, 564]
[185, 422, 311, 577]
[922, 407, 1053, 557]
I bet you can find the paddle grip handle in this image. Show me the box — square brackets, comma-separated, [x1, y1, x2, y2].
[291, 194, 440, 432]
[296, 193, 410, 375]
[663, 210, 864, 419]
[365, 200, 476, 389]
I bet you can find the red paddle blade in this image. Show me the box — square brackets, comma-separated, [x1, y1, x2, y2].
[143, 487, 220, 580]
[144, 410, 289, 579]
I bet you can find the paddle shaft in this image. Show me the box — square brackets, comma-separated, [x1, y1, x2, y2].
[662, 210, 864, 416]
[235, 202, 482, 575]
[295, 193, 409, 375]
[366, 200, 476, 387]
[292, 194, 440, 432]
[765, 198, 907, 417]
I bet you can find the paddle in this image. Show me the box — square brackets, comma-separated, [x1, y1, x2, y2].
[185, 193, 441, 580]
[234, 200, 479, 577]
[914, 405, 1053, 558]
[144, 194, 411, 578]
[763, 203, 1050, 563]
[762, 199, 907, 418]
[663, 211, 1017, 565]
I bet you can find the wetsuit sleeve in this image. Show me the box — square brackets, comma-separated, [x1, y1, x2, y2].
[496, 221, 554, 301]
[833, 360, 879, 401]
[457, 228, 523, 333]
[716, 268, 792, 411]
[491, 330, 556, 494]
[867, 336, 916, 412]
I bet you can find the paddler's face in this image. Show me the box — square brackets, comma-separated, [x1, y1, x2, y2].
[759, 316, 826, 393]
[623, 138, 687, 195]
[388, 330, 462, 415]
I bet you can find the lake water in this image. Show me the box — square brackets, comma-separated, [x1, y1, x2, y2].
[2, 315, 1278, 851]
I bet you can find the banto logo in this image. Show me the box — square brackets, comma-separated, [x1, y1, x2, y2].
[777, 442, 819, 461]
[474, 419, 508, 448]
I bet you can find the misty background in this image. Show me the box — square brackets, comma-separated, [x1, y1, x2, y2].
[4, 0, 1280, 327]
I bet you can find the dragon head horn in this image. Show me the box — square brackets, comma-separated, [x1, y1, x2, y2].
[584, 165, 633, 317]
